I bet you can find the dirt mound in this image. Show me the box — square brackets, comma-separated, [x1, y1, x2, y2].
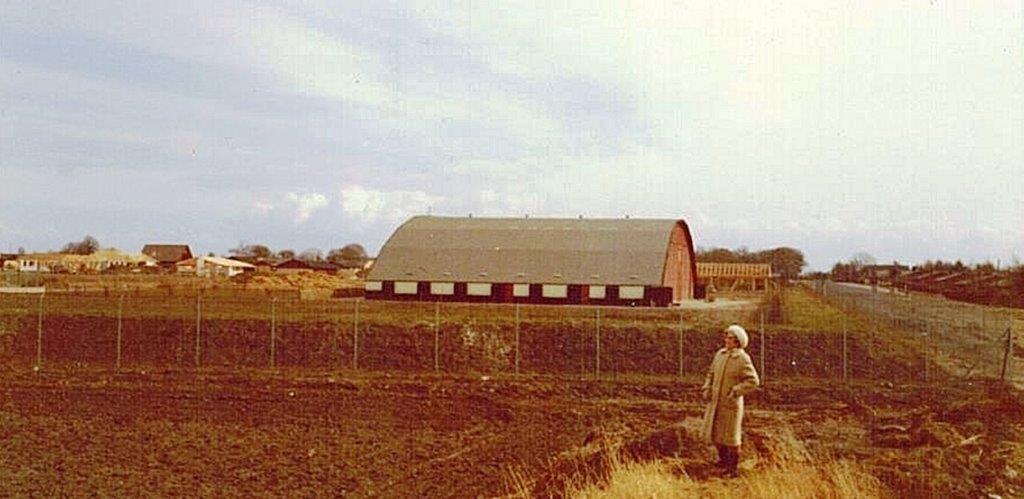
[870, 418, 964, 448]
[861, 385, 1024, 498]
[234, 272, 359, 291]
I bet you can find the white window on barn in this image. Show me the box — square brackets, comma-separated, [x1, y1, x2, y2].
[430, 282, 455, 295]
[588, 285, 606, 299]
[619, 286, 645, 299]
[467, 283, 492, 296]
[542, 284, 568, 298]
[365, 281, 384, 292]
[394, 281, 418, 294]
[512, 283, 530, 297]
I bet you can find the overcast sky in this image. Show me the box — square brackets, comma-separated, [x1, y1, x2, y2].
[1, 1, 1021, 270]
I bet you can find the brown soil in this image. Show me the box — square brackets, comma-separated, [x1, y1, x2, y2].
[2, 372, 1021, 498]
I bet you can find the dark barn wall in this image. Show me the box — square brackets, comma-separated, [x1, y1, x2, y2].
[366, 281, 673, 307]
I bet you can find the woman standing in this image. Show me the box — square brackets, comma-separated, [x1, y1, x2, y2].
[701, 324, 760, 477]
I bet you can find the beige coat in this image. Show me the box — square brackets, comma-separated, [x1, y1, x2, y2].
[701, 348, 760, 446]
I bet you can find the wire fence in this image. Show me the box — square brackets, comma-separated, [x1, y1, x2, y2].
[809, 280, 1018, 384]
[0, 285, 1016, 385]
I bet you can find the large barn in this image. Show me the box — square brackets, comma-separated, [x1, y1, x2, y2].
[365, 216, 697, 307]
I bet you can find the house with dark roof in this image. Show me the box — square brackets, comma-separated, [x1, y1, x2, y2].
[141, 244, 193, 268]
[365, 215, 697, 307]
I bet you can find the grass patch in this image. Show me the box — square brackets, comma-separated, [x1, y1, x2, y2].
[568, 458, 887, 499]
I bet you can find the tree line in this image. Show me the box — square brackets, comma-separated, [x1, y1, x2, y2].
[229, 243, 369, 268]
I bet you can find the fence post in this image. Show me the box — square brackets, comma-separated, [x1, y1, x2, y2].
[35, 293, 44, 370]
[434, 301, 440, 372]
[1002, 325, 1013, 382]
[595, 308, 601, 378]
[352, 300, 360, 370]
[580, 311, 586, 376]
[871, 293, 877, 365]
[924, 320, 930, 384]
[842, 312, 848, 383]
[116, 291, 124, 372]
[514, 303, 520, 375]
[677, 308, 684, 377]
[194, 292, 201, 369]
[270, 297, 277, 369]
[759, 310, 766, 384]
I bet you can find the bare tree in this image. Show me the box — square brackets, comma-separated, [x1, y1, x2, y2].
[298, 248, 323, 262]
[849, 252, 876, 270]
[61, 235, 99, 255]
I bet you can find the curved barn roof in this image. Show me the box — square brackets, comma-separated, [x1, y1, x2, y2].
[367, 216, 691, 285]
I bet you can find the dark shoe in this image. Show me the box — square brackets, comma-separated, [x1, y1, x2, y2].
[723, 446, 740, 477]
[714, 445, 728, 467]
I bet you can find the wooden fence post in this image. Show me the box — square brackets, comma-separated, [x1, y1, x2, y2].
[116, 292, 124, 372]
[595, 308, 601, 378]
[35, 293, 44, 370]
[842, 312, 849, 383]
[677, 308, 684, 377]
[434, 302, 440, 372]
[194, 292, 201, 369]
[924, 320, 931, 384]
[514, 303, 520, 375]
[1002, 325, 1013, 382]
[352, 300, 360, 370]
[759, 310, 766, 384]
[270, 298, 277, 369]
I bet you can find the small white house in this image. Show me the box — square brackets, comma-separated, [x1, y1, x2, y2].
[178, 257, 256, 278]
[19, 259, 40, 272]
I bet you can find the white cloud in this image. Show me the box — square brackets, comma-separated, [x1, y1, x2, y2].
[285, 192, 328, 222]
[340, 184, 444, 223]
[339, 185, 386, 219]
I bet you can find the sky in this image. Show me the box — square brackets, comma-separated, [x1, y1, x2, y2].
[1, 1, 1021, 271]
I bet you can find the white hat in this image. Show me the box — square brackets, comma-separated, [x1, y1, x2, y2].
[725, 324, 749, 348]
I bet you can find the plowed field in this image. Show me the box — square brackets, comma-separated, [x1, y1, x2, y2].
[2, 371, 1022, 497]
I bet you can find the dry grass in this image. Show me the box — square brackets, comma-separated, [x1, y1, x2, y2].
[783, 286, 871, 333]
[510, 426, 890, 499]
[569, 458, 887, 499]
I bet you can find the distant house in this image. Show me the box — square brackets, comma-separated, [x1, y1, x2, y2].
[142, 244, 193, 268]
[11, 250, 157, 274]
[275, 259, 339, 274]
[17, 258, 40, 272]
[176, 256, 255, 278]
[0, 253, 17, 268]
